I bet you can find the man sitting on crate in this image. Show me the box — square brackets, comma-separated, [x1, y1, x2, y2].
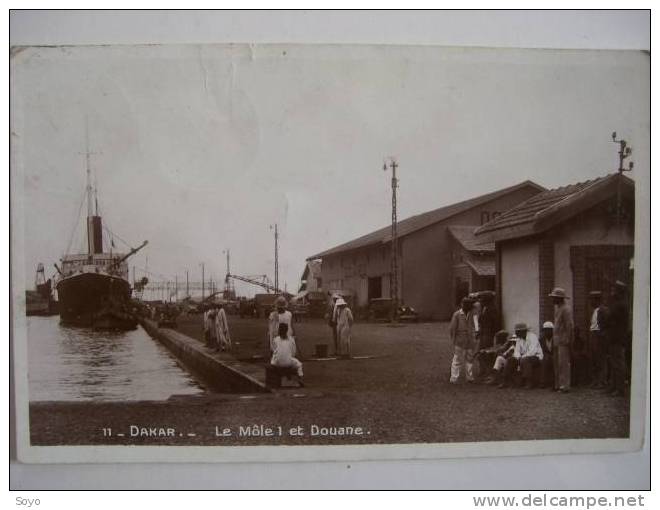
[269, 323, 304, 387]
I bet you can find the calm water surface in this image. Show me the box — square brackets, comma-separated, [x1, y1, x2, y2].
[28, 316, 204, 401]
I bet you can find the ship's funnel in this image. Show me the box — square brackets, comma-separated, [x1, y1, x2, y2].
[87, 216, 103, 254]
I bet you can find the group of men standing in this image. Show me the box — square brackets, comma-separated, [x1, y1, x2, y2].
[587, 282, 630, 396]
[448, 290, 499, 384]
[449, 281, 630, 396]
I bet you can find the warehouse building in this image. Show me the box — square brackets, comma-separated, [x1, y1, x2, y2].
[475, 173, 634, 341]
[307, 180, 544, 320]
[447, 225, 496, 307]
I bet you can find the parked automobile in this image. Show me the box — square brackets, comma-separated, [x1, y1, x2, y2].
[397, 305, 419, 323]
[368, 298, 419, 322]
[368, 298, 394, 322]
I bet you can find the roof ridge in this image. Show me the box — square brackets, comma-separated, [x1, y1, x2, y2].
[532, 174, 618, 221]
[476, 174, 619, 235]
[475, 173, 632, 240]
[308, 179, 544, 259]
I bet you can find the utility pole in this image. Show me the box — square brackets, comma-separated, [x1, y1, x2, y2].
[186, 270, 189, 298]
[383, 157, 399, 321]
[611, 132, 634, 226]
[270, 224, 279, 293]
[223, 249, 234, 298]
[175, 275, 178, 302]
[201, 263, 205, 301]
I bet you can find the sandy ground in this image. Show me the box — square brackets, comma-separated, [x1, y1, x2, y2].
[29, 315, 630, 446]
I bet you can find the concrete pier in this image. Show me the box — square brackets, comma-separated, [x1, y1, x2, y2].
[139, 318, 270, 393]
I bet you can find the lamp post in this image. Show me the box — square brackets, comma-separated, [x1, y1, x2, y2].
[383, 157, 399, 322]
[611, 132, 634, 226]
[270, 224, 279, 293]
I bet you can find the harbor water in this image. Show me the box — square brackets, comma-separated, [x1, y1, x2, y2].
[27, 316, 204, 401]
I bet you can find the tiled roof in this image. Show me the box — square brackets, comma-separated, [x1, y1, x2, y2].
[307, 180, 544, 259]
[448, 226, 495, 253]
[466, 258, 496, 277]
[475, 173, 634, 241]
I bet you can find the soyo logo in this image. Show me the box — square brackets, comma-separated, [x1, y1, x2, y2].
[15, 498, 40, 507]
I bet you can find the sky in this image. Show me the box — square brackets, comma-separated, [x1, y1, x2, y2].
[11, 44, 649, 298]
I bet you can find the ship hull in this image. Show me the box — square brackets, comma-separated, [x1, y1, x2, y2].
[56, 272, 136, 329]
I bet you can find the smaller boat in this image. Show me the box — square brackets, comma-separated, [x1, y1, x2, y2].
[25, 263, 58, 316]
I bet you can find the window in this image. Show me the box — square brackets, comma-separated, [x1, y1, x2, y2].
[481, 211, 490, 225]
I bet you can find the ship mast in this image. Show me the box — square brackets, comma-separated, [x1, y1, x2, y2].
[85, 121, 93, 219]
[81, 120, 103, 257]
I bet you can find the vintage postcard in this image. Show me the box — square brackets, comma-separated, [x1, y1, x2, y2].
[10, 43, 649, 463]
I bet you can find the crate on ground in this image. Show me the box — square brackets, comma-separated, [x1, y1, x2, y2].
[265, 364, 299, 388]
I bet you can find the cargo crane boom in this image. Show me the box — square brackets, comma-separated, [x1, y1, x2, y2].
[225, 273, 283, 294]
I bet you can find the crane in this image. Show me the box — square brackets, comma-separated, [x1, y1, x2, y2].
[225, 273, 283, 294]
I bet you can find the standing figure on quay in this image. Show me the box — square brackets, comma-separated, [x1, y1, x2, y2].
[335, 298, 354, 359]
[267, 296, 295, 354]
[448, 296, 477, 384]
[550, 287, 574, 393]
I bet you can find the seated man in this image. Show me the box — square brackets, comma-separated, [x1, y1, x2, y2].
[486, 331, 516, 386]
[477, 330, 509, 383]
[270, 323, 304, 387]
[501, 322, 543, 389]
[539, 321, 554, 389]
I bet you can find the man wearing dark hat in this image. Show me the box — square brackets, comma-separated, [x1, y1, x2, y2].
[606, 281, 629, 397]
[550, 287, 574, 393]
[477, 291, 499, 351]
[448, 296, 477, 384]
[588, 290, 608, 388]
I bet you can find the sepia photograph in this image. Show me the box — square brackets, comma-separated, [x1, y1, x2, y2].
[10, 30, 649, 465]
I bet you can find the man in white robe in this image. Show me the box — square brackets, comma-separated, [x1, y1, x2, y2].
[214, 304, 231, 352]
[335, 298, 354, 359]
[267, 296, 294, 354]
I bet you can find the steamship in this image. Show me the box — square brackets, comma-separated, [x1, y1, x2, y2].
[54, 142, 147, 330]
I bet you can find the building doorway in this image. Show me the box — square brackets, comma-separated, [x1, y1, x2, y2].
[570, 245, 634, 341]
[368, 276, 382, 302]
[455, 278, 470, 307]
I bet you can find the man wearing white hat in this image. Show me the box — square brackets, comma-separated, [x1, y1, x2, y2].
[539, 321, 554, 388]
[326, 293, 341, 355]
[267, 296, 295, 354]
[498, 323, 543, 388]
[335, 297, 354, 359]
[549, 287, 574, 393]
